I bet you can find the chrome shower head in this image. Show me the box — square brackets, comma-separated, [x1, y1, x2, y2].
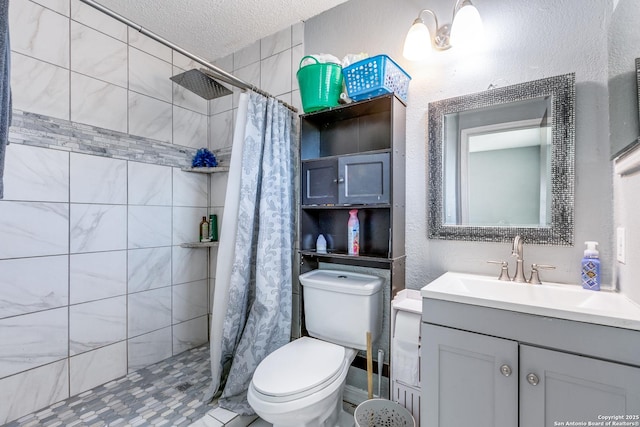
[170, 68, 233, 100]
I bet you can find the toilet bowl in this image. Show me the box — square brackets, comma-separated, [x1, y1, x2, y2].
[247, 269, 384, 427]
[247, 337, 357, 427]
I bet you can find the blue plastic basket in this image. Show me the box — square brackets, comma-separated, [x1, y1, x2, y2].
[343, 55, 411, 102]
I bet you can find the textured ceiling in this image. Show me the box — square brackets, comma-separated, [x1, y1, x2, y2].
[93, 0, 349, 61]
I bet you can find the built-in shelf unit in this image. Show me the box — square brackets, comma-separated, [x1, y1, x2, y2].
[297, 94, 407, 389]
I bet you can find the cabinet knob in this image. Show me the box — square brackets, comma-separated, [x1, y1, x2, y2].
[500, 364, 512, 377]
[526, 373, 539, 386]
[337, 177, 345, 183]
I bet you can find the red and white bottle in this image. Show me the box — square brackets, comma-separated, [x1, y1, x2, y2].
[347, 209, 360, 256]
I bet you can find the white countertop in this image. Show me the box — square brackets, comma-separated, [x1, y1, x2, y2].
[421, 272, 640, 331]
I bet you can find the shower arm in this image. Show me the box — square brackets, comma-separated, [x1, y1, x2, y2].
[79, 0, 298, 112]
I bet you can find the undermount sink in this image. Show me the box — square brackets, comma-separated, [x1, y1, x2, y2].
[421, 272, 640, 330]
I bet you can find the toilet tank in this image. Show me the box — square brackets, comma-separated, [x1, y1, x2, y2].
[299, 269, 384, 350]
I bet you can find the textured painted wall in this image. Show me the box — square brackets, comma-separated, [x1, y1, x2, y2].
[608, 0, 640, 157]
[613, 150, 640, 305]
[306, 0, 614, 289]
[609, 0, 640, 306]
[609, 0, 640, 304]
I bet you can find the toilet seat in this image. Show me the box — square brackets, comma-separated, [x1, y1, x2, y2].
[251, 337, 347, 403]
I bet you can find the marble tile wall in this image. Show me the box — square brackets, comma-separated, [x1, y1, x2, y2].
[0, 143, 211, 424]
[2, 0, 302, 423]
[1, 0, 218, 423]
[9, 0, 208, 147]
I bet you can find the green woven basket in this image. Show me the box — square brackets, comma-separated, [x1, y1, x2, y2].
[296, 55, 343, 113]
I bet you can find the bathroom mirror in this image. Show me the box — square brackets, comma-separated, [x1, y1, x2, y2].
[427, 74, 575, 245]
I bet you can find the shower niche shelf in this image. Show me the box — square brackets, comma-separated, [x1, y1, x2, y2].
[179, 165, 226, 248]
[180, 241, 219, 248]
[181, 166, 229, 173]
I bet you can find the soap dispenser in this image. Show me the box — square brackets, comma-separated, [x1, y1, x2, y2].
[581, 241, 600, 291]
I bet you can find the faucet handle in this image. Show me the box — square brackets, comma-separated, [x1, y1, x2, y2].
[488, 260, 511, 281]
[528, 263, 556, 284]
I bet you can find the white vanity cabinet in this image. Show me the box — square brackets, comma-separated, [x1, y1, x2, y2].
[421, 298, 640, 427]
[422, 324, 518, 427]
[520, 345, 640, 427]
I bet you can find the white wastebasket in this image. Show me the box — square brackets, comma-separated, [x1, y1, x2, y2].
[354, 398, 415, 427]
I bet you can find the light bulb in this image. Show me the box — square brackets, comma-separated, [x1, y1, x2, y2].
[450, 3, 484, 51]
[403, 20, 431, 61]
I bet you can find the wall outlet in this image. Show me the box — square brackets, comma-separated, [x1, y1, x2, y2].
[617, 227, 626, 264]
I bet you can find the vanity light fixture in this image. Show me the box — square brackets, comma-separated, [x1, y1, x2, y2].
[403, 0, 484, 61]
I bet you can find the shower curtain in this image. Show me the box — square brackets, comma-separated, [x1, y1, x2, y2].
[205, 91, 296, 415]
[1, 0, 12, 200]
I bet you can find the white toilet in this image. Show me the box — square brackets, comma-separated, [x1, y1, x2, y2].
[247, 269, 383, 427]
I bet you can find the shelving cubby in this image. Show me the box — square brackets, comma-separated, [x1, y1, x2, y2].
[299, 93, 406, 266]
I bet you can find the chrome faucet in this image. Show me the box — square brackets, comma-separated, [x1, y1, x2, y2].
[511, 235, 527, 283]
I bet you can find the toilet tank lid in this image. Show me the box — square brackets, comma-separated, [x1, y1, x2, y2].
[299, 269, 384, 295]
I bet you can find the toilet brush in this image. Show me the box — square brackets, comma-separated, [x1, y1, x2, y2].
[377, 349, 384, 397]
[366, 331, 373, 399]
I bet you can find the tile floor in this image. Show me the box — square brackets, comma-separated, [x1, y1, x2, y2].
[4, 345, 215, 427]
[3, 343, 359, 427]
[191, 404, 357, 427]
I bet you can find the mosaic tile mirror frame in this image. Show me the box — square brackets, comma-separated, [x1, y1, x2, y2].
[427, 73, 576, 245]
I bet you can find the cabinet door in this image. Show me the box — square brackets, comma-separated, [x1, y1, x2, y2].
[338, 153, 390, 204]
[302, 158, 338, 205]
[422, 324, 518, 427]
[520, 345, 640, 427]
